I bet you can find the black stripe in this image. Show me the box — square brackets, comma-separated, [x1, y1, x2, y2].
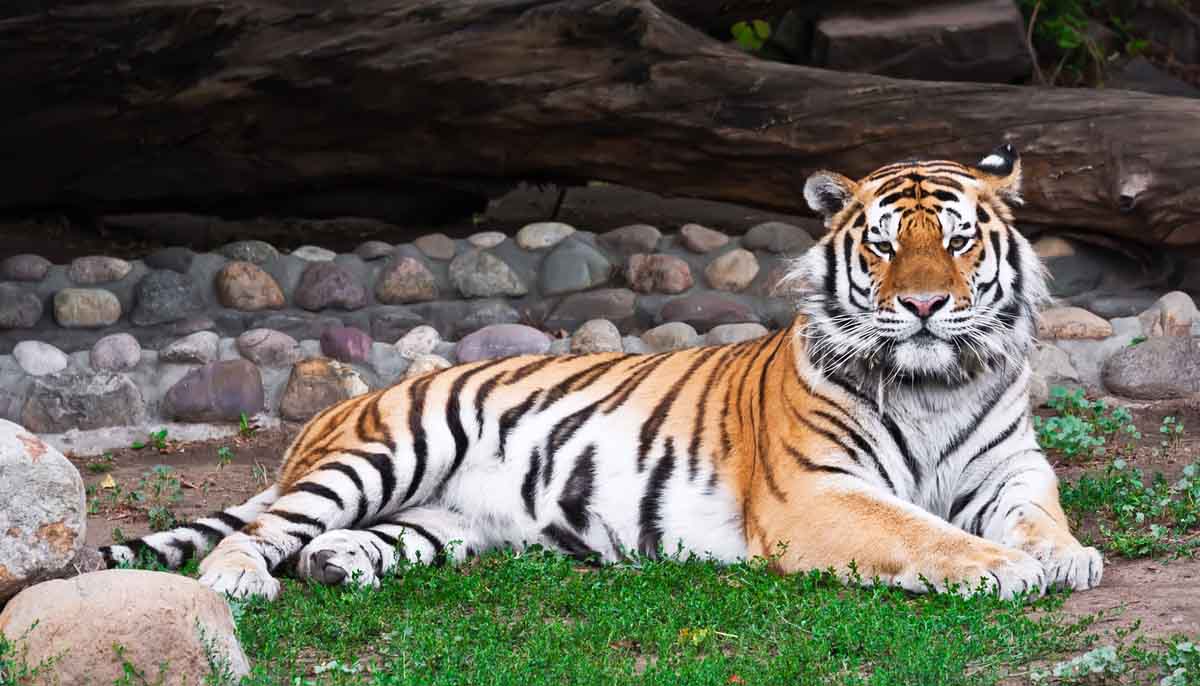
[317, 462, 368, 525]
[271, 510, 327, 532]
[788, 403, 893, 492]
[687, 347, 734, 480]
[559, 444, 596, 532]
[522, 448, 541, 519]
[498, 391, 542, 462]
[130, 539, 169, 567]
[211, 511, 247, 532]
[962, 415, 1024, 472]
[290, 482, 345, 510]
[344, 449, 398, 515]
[506, 356, 559, 384]
[361, 542, 384, 575]
[977, 206, 992, 224]
[785, 446, 854, 477]
[538, 356, 627, 411]
[100, 545, 119, 568]
[367, 528, 398, 547]
[473, 374, 504, 439]
[398, 521, 447, 567]
[180, 522, 224, 543]
[166, 537, 197, 564]
[637, 348, 721, 472]
[542, 522, 601, 564]
[931, 189, 957, 203]
[403, 376, 432, 506]
[439, 360, 510, 495]
[544, 402, 598, 487]
[753, 332, 790, 501]
[880, 413, 921, 488]
[355, 393, 395, 453]
[602, 352, 675, 413]
[289, 530, 314, 547]
[937, 382, 1010, 467]
[638, 437, 676, 558]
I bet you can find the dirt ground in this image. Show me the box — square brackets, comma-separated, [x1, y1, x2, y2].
[68, 404, 1200, 641]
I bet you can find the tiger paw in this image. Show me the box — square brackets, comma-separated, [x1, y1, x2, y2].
[198, 543, 281, 600]
[946, 546, 1047, 601]
[1025, 540, 1103, 591]
[296, 530, 388, 588]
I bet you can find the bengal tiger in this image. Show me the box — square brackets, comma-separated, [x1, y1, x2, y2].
[101, 144, 1102, 601]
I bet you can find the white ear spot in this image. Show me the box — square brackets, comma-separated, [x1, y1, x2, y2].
[979, 154, 1007, 170]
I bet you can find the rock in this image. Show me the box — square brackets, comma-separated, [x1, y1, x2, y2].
[546, 288, 638, 332]
[143, 246, 195, 273]
[292, 245, 338, 262]
[1068, 291, 1162, 319]
[679, 223, 729, 253]
[219, 240, 279, 265]
[405, 354, 452, 378]
[414, 232, 457, 260]
[516, 221, 575, 250]
[1029, 372, 1050, 408]
[321, 326, 373, 363]
[468, 231, 507, 248]
[705, 249, 760, 292]
[13, 341, 68, 376]
[370, 306, 426, 342]
[1138, 291, 1198, 338]
[237, 329, 301, 367]
[250, 313, 344, 343]
[355, 240, 395, 261]
[622, 335, 651, 355]
[1034, 235, 1167, 299]
[449, 250, 527, 298]
[599, 224, 661, 254]
[163, 360, 265, 422]
[456, 324, 552, 362]
[160, 331, 220, 364]
[1102, 337, 1200, 400]
[0, 284, 43, 329]
[813, 0, 1031, 83]
[375, 256, 438, 304]
[0, 569, 250, 684]
[433, 341, 458, 362]
[215, 261, 286, 311]
[540, 238, 612, 296]
[21, 373, 143, 432]
[131, 271, 203, 326]
[642, 322, 699, 351]
[0, 254, 51, 282]
[705, 323, 769, 345]
[90, 334, 141, 372]
[1030, 342, 1082, 388]
[279, 358, 368, 420]
[1038, 307, 1113, 340]
[1108, 56, 1200, 99]
[396, 325, 442, 359]
[659, 293, 759, 331]
[67, 256, 132, 285]
[294, 262, 368, 311]
[742, 221, 816, 254]
[571, 319, 623, 353]
[625, 254, 693, 294]
[51, 288, 120, 329]
[0, 420, 86, 602]
[548, 337, 570, 355]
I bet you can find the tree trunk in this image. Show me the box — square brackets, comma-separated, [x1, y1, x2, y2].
[2, 0, 1199, 244]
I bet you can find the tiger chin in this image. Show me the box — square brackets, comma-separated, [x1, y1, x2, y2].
[102, 143, 1101, 602]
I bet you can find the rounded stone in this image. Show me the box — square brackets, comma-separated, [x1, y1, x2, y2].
[456, 324, 552, 362]
[659, 293, 759, 331]
[679, 223, 730, 253]
[320, 326, 374, 363]
[21, 373, 143, 432]
[540, 238, 612, 296]
[143, 246, 195, 273]
[355, 240, 395, 261]
[12, 341, 68, 376]
[215, 261, 286, 311]
[67, 256, 132, 285]
[0, 254, 51, 282]
[599, 224, 661, 254]
[294, 262, 368, 311]
[219, 240, 279, 265]
[0, 419, 85, 602]
[280, 358, 367, 421]
[376, 256, 438, 304]
[52, 288, 121, 328]
[90, 333, 141, 372]
[0, 285, 43, 329]
[0, 569, 250, 684]
[131, 271, 203, 326]
[626, 254, 694, 294]
[743, 221, 816, 254]
[516, 221, 575, 250]
[237, 328, 302, 368]
[468, 231, 507, 249]
[414, 232, 457, 261]
[405, 353, 453, 378]
[545, 288, 637, 332]
[642, 322, 700, 351]
[705, 323, 769, 345]
[571, 319, 623, 354]
[160, 331, 220, 364]
[292, 245, 338, 262]
[622, 335, 651, 355]
[449, 250, 527, 298]
[1102, 336, 1200, 400]
[1137, 291, 1198, 338]
[163, 360, 265, 422]
[705, 249, 760, 292]
[1038, 307, 1113, 340]
[396, 325, 442, 358]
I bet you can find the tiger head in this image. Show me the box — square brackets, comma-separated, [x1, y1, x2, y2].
[787, 144, 1049, 385]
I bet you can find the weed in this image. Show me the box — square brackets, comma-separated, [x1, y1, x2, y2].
[85, 452, 115, 473]
[1160, 416, 1186, 456]
[132, 428, 170, 452]
[126, 466, 183, 532]
[216, 446, 234, 470]
[238, 412, 257, 439]
[1017, 0, 1147, 86]
[730, 20, 770, 52]
[252, 462, 271, 488]
[1129, 335, 1147, 347]
[1034, 387, 1137, 459]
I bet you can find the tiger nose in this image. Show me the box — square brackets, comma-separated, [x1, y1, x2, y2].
[898, 293, 949, 319]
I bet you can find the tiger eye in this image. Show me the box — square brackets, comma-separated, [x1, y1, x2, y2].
[947, 236, 968, 251]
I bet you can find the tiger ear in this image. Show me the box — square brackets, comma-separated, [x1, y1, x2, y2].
[975, 143, 1023, 206]
[804, 170, 858, 219]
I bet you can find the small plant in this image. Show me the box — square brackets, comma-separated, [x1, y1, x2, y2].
[730, 19, 771, 52]
[1032, 644, 1125, 683]
[1034, 387, 1137, 459]
[1160, 416, 1185, 455]
[1129, 334, 1147, 347]
[252, 462, 271, 488]
[238, 412, 257, 439]
[86, 452, 115, 473]
[216, 446, 234, 470]
[132, 429, 169, 452]
[128, 466, 183, 532]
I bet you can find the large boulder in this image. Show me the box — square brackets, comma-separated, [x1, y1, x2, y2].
[456, 324, 552, 362]
[0, 419, 86, 602]
[1102, 337, 1200, 400]
[279, 358, 369, 421]
[163, 360, 265, 422]
[0, 570, 250, 685]
[21, 373, 144, 432]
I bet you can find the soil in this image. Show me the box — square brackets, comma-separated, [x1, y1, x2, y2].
[68, 405, 1200, 641]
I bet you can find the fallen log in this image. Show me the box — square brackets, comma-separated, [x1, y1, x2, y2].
[1, 1, 1198, 244]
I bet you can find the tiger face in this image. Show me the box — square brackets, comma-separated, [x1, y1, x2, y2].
[790, 145, 1049, 383]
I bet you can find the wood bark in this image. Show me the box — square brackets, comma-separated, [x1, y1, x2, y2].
[2, 1, 1199, 244]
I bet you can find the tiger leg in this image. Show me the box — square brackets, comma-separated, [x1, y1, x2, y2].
[295, 507, 481, 588]
[955, 450, 1102, 591]
[758, 473, 1047, 600]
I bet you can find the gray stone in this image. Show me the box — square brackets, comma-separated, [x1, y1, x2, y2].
[294, 262, 368, 311]
[1108, 56, 1200, 98]
[1068, 291, 1162, 319]
[1030, 372, 1050, 408]
[626, 254, 693, 294]
[405, 353, 452, 377]
[215, 261, 286, 311]
[90, 334, 141, 372]
[370, 306, 426, 342]
[546, 288, 638, 332]
[1035, 235, 1169, 299]
[705, 323, 769, 345]
[355, 240, 395, 261]
[1102, 337, 1200, 400]
[280, 358, 367, 420]
[449, 250, 527, 298]
[237, 328, 302, 368]
[456, 324, 552, 362]
[52, 288, 121, 328]
[369, 342, 411, 384]
[571, 319, 623, 354]
[396, 325, 442, 359]
[21, 373, 143, 432]
[705, 249, 760, 292]
[1030, 343, 1082, 389]
[376, 256, 438, 304]
[1137, 291, 1198, 338]
[414, 233, 457, 261]
[320, 326, 373, 363]
[220, 240, 279, 265]
[67, 256, 132, 285]
[13, 341, 68, 376]
[249, 313, 343, 342]
[622, 336, 651, 355]
[0, 420, 86, 602]
[743, 221, 816, 254]
[292, 245, 338, 262]
[659, 293, 759, 331]
[160, 331, 220, 364]
[131, 271, 203, 326]
[143, 246, 195, 274]
[516, 221, 575, 250]
[548, 338, 570, 355]
[0, 254, 51, 282]
[0, 285, 43, 329]
[642, 322, 699, 352]
[540, 238, 612, 296]
[599, 224, 661, 254]
[468, 231, 507, 249]
[164, 360, 265, 422]
[433, 341, 459, 363]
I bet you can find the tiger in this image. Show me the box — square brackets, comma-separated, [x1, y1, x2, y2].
[101, 143, 1102, 601]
